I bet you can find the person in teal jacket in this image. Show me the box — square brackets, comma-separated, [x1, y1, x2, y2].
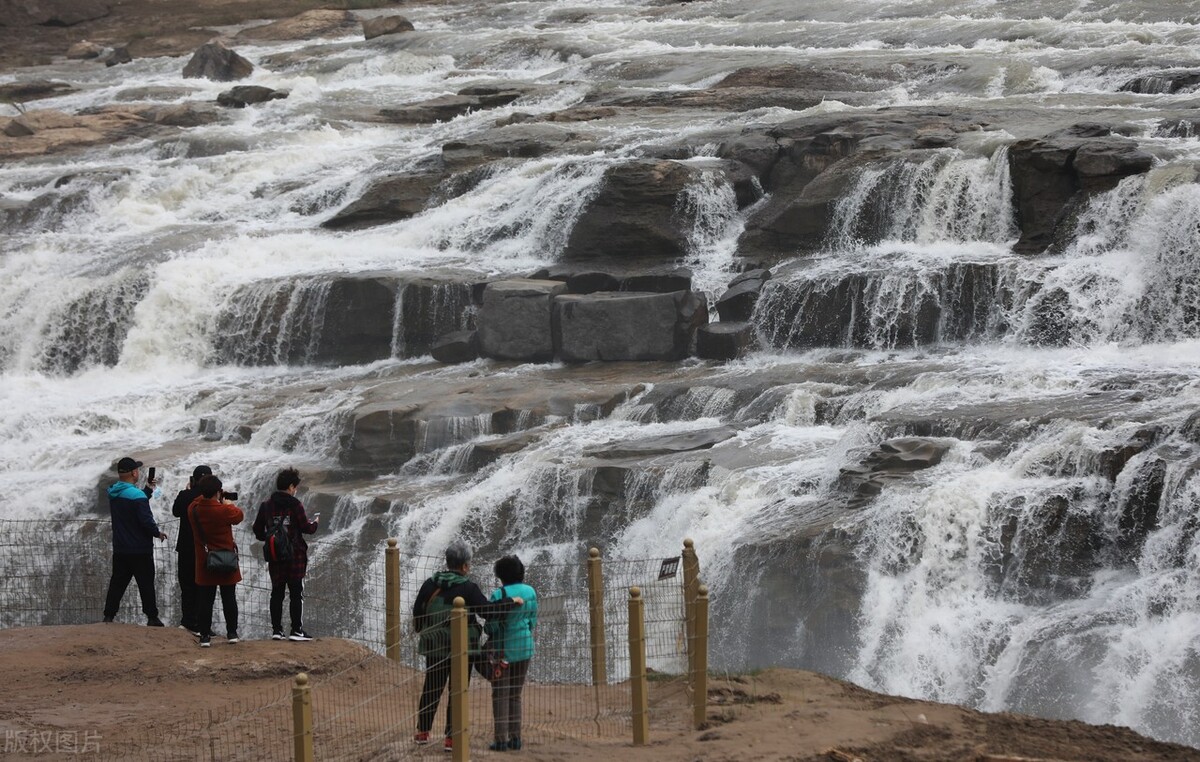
[487, 555, 538, 752]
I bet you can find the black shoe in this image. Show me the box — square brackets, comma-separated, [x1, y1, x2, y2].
[509, 737, 522, 751]
[146, 617, 165, 627]
[227, 632, 240, 644]
[102, 616, 114, 623]
[271, 630, 285, 640]
[288, 630, 313, 642]
[488, 741, 508, 752]
[199, 635, 212, 648]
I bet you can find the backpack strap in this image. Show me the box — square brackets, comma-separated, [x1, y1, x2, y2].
[190, 505, 205, 551]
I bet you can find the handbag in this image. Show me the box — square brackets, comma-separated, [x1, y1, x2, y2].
[191, 504, 239, 574]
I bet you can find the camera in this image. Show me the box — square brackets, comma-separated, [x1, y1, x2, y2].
[221, 490, 239, 501]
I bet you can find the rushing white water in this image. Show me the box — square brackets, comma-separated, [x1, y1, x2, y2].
[3, 0, 1200, 749]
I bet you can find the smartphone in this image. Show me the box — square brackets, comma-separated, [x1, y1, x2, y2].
[147, 466, 156, 482]
[314, 512, 321, 521]
[222, 491, 239, 501]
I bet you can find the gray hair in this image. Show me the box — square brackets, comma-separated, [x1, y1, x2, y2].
[445, 540, 472, 570]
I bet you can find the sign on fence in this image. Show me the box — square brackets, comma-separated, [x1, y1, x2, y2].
[657, 556, 680, 580]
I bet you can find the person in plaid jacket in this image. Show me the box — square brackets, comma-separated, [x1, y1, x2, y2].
[252, 467, 319, 641]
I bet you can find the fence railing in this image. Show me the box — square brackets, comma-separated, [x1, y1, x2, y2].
[0, 517, 712, 760]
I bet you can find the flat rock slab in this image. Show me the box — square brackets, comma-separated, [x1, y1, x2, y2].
[582, 425, 740, 459]
[477, 279, 568, 362]
[553, 291, 694, 362]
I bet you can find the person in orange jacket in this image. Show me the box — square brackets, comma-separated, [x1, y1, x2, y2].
[188, 474, 244, 648]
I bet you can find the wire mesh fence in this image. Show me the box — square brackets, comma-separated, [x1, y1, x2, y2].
[0, 516, 700, 760]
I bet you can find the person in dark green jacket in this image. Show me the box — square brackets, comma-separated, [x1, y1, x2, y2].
[487, 554, 538, 752]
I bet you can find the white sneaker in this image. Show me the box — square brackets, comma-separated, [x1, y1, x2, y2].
[288, 630, 313, 642]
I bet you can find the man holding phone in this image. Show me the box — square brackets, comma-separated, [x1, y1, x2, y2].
[253, 467, 319, 641]
[103, 456, 168, 626]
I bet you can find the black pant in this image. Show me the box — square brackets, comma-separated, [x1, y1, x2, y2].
[417, 654, 474, 736]
[492, 658, 530, 743]
[197, 584, 238, 638]
[270, 579, 304, 633]
[103, 552, 158, 619]
[177, 549, 198, 631]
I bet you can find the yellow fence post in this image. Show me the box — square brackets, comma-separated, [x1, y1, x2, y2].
[693, 585, 709, 730]
[292, 673, 314, 762]
[587, 547, 607, 685]
[628, 586, 649, 746]
[450, 596, 470, 762]
[682, 538, 700, 690]
[385, 538, 401, 661]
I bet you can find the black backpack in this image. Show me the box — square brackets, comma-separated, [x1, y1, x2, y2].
[261, 511, 293, 565]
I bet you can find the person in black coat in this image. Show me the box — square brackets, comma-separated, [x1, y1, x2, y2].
[171, 464, 211, 635]
[252, 467, 319, 641]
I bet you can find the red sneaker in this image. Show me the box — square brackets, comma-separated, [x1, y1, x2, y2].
[413, 731, 430, 745]
[443, 736, 453, 752]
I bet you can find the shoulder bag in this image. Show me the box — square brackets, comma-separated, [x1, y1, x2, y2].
[192, 504, 239, 574]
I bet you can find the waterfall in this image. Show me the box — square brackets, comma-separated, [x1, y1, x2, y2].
[677, 165, 744, 295]
[212, 279, 332, 366]
[827, 147, 1017, 250]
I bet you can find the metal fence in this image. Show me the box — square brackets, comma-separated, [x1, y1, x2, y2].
[0, 518, 708, 760]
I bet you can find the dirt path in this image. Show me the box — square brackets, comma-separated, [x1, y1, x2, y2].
[0, 625, 1197, 761]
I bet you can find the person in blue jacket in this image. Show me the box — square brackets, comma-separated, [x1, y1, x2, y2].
[487, 554, 538, 752]
[102, 456, 167, 626]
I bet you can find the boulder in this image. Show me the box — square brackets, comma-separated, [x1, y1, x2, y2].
[322, 171, 443, 229]
[477, 279, 568, 362]
[566, 271, 621, 294]
[552, 290, 706, 362]
[839, 437, 951, 507]
[1119, 70, 1200, 94]
[217, 85, 288, 108]
[103, 47, 131, 67]
[582, 425, 739, 459]
[182, 41, 253, 82]
[377, 87, 526, 124]
[146, 103, 221, 128]
[561, 159, 697, 261]
[363, 15, 414, 40]
[0, 108, 152, 156]
[236, 9, 357, 41]
[696, 321, 756, 361]
[715, 270, 771, 321]
[1007, 125, 1153, 252]
[5, 109, 78, 134]
[0, 80, 74, 102]
[431, 330, 479, 364]
[66, 41, 103, 59]
[621, 268, 692, 293]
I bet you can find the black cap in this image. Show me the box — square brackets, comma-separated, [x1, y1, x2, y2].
[192, 465, 213, 480]
[116, 457, 143, 473]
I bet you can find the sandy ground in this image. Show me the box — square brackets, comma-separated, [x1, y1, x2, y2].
[0, 625, 1197, 761]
